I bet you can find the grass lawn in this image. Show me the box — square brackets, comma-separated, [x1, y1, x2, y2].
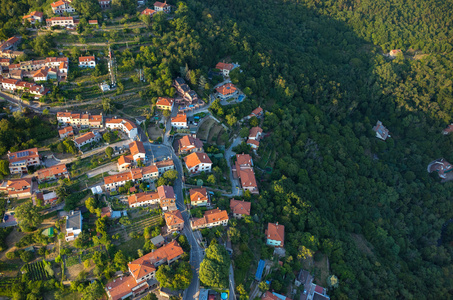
[116, 237, 145, 258]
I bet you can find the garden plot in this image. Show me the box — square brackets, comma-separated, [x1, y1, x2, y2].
[207, 124, 223, 144]
[197, 118, 215, 141]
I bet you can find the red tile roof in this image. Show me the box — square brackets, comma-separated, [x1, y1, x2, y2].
[236, 153, 252, 166]
[266, 222, 285, 246]
[37, 164, 68, 180]
[106, 275, 141, 300]
[216, 83, 237, 96]
[156, 97, 174, 107]
[178, 135, 203, 152]
[247, 139, 260, 147]
[7, 148, 39, 163]
[128, 191, 159, 206]
[74, 131, 96, 145]
[141, 8, 156, 15]
[230, 199, 251, 216]
[191, 208, 229, 228]
[171, 114, 187, 124]
[184, 152, 212, 169]
[129, 141, 145, 157]
[79, 56, 95, 62]
[118, 155, 132, 167]
[215, 62, 234, 71]
[164, 209, 184, 226]
[51, 0, 68, 7]
[190, 187, 208, 203]
[251, 106, 263, 116]
[238, 168, 257, 189]
[249, 126, 263, 138]
[154, 1, 169, 8]
[157, 185, 175, 200]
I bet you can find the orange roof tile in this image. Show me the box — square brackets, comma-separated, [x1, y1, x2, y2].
[251, 106, 263, 116]
[178, 135, 203, 152]
[141, 8, 156, 15]
[7, 148, 39, 163]
[266, 223, 285, 246]
[118, 155, 132, 166]
[79, 56, 95, 62]
[164, 209, 184, 226]
[183, 152, 212, 169]
[215, 62, 234, 71]
[216, 83, 237, 96]
[230, 199, 251, 216]
[128, 191, 159, 206]
[192, 208, 229, 228]
[190, 187, 208, 203]
[51, 0, 67, 7]
[74, 132, 96, 145]
[171, 114, 187, 124]
[238, 168, 257, 188]
[37, 164, 68, 180]
[156, 97, 174, 107]
[249, 126, 263, 137]
[236, 153, 252, 166]
[247, 139, 260, 147]
[129, 141, 145, 156]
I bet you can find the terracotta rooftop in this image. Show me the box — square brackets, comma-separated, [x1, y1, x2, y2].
[156, 97, 174, 107]
[79, 56, 95, 62]
[171, 114, 187, 124]
[215, 62, 234, 71]
[118, 155, 132, 166]
[154, 1, 169, 7]
[192, 208, 229, 228]
[247, 139, 260, 147]
[251, 106, 263, 116]
[129, 141, 145, 157]
[266, 222, 285, 246]
[236, 153, 252, 166]
[184, 152, 212, 169]
[128, 191, 159, 206]
[157, 185, 175, 199]
[141, 8, 156, 15]
[190, 187, 208, 203]
[37, 164, 67, 180]
[164, 209, 184, 226]
[249, 126, 263, 138]
[51, 0, 68, 7]
[216, 83, 237, 96]
[7, 148, 39, 164]
[238, 168, 257, 188]
[74, 132, 96, 145]
[230, 199, 251, 216]
[178, 135, 203, 152]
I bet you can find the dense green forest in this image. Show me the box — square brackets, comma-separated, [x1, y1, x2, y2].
[0, 0, 452, 297]
[181, 0, 453, 298]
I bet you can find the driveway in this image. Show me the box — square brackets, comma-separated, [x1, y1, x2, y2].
[86, 162, 117, 178]
[223, 136, 243, 197]
[148, 143, 205, 300]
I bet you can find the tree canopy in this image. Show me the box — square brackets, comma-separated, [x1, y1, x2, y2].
[199, 243, 230, 289]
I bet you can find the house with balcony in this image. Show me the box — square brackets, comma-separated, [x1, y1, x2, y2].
[154, 1, 171, 13]
[7, 148, 40, 174]
[177, 135, 203, 154]
[104, 166, 159, 191]
[79, 56, 96, 68]
[157, 185, 176, 211]
[230, 199, 251, 219]
[184, 152, 212, 174]
[215, 62, 234, 77]
[129, 141, 146, 162]
[36, 164, 69, 183]
[23, 11, 43, 24]
[58, 126, 74, 139]
[105, 241, 184, 300]
[190, 187, 209, 207]
[51, 0, 75, 14]
[156, 97, 174, 111]
[216, 83, 238, 100]
[265, 222, 284, 247]
[0, 178, 37, 199]
[65, 210, 83, 242]
[74, 131, 101, 149]
[164, 209, 184, 232]
[191, 208, 229, 230]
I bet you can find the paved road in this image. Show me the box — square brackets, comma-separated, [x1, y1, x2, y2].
[153, 142, 205, 300]
[229, 264, 236, 300]
[224, 136, 243, 197]
[57, 139, 132, 165]
[86, 162, 117, 178]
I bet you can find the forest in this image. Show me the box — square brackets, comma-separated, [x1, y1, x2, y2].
[180, 0, 453, 298]
[0, 0, 451, 297]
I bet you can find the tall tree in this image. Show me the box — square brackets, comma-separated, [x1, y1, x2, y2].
[199, 243, 230, 288]
[15, 202, 41, 232]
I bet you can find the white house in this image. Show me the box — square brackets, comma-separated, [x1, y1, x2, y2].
[184, 152, 212, 174]
[154, 1, 171, 13]
[51, 0, 75, 14]
[73, 131, 101, 149]
[171, 114, 188, 129]
[23, 11, 44, 24]
[215, 62, 234, 77]
[105, 118, 138, 139]
[65, 211, 83, 242]
[79, 56, 96, 68]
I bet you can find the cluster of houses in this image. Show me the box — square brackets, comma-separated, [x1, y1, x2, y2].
[140, 1, 172, 18]
[0, 54, 69, 83]
[173, 77, 204, 112]
[233, 153, 259, 194]
[0, 36, 24, 59]
[0, 147, 70, 205]
[57, 111, 139, 141]
[106, 240, 183, 300]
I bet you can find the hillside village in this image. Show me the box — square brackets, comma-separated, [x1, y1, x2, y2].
[0, 0, 451, 299]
